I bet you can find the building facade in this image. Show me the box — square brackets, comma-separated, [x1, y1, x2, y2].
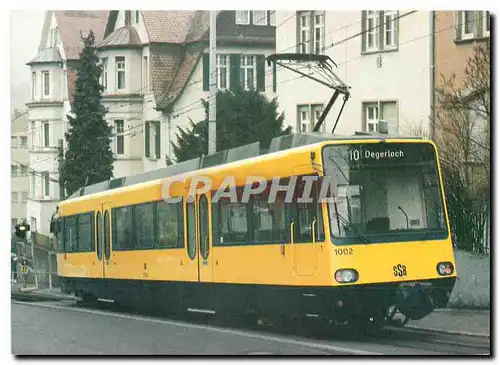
[274, 10, 433, 136]
[25, 10, 109, 235]
[98, 10, 277, 176]
[11, 112, 30, 231]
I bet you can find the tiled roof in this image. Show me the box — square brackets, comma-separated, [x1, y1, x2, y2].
[97, 25, 142, 48]
[141, 11, 197, 44]
[54, 10, 109, 60]
[150, 46, 185, 107]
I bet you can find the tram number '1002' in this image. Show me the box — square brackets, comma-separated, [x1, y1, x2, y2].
[335, 248, 353, 256]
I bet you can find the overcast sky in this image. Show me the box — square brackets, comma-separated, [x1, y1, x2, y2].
[10, 10, 45, 113]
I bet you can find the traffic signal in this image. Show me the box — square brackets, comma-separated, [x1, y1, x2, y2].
[14, 222, 30, 239]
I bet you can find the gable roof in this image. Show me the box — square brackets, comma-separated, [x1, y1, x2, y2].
[97, 25, 142, 49]
[54, 10, 109, 60]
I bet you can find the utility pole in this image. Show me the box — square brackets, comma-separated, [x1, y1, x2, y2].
[208, 11, 217, 155]
[58, 139, 65, 200]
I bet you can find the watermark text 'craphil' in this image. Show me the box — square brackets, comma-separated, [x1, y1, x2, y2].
[161, 175, 338, 203]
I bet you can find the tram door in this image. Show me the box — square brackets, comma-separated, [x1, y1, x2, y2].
[96, 202, 112, 295]
[197, 193, 213, 283]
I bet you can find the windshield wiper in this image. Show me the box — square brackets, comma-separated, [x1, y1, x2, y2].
[332, 203, 370, 244]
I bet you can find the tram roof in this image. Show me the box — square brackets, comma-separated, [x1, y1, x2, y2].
[64, 132, 425, 200]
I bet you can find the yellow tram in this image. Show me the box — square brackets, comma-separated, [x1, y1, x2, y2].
[51, 132, 457, 330]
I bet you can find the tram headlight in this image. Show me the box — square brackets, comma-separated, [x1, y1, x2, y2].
[436, 262, 454, 276]
[335, 269, 359, 283]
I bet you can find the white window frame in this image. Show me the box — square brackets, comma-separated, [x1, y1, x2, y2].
[20, 136, 28, 147]
[116, 57, 126, 90]
[299, 12, 310, 54]
[365, 104, 379, 132]
[312, 104, 326, 132]
[31, 121, 36, 148]
[149, 121, 158, 159]
[270, 11, 276, 26]
[240, 55, 256, 90]
[11, 136, 17, 148]
[482, 11, 490, 37]
[12, 192, 18, 203]
[313, 12, 324, 54]
[298, 106, 310, 133]
[32, 72, 36, 100]
[383, 10, 397, 49]
[43, 122, 50, 148]
[216, 54, 230, 90]
[236, 11, 250, 25]
[461, 11, 475, 40]
[366, 11, 379, 51]
[253, 11, 267, 26]
[101, 58, 108, 90]
[42, 70, 50, 97]
[115, 120, 125, 155]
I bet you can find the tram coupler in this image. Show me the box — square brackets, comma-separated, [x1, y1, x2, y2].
[395, 282, 434, 321]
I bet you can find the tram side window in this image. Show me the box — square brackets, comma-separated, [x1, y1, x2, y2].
[157, 199, 183, 248]
[114, 206, 134, 249]
[134, 203, 155, 249]
[291, 176, 325, 243]
[78, 212, 94, 252]
[214, 198, 249, 245]
[251, 191, 287, 243]
[64, 216, 78, 253]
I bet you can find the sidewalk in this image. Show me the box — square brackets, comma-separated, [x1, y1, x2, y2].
[11, 285, 75, 302]
[406, 308, 490, 337]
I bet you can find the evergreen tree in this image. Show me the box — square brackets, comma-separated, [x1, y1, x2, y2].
[170, 89, 291, 163]
[60, 30, 114, 196]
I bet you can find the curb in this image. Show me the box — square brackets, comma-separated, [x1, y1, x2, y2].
[405, 324, 490, 338]
[11, 290, 75, 302]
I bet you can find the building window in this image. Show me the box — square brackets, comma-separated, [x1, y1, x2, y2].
[362, 10, 400, 53]
[297, 104, 326, 133]
[145, 121, 161, 159]
[363, 101, 398, 133]
[298, 12, 310, 54]
[482, 11, 490, 37]
[116, 57, 126, 90]
[253, 11, 267, 25]
[383, 10, 397, 49]
[11, 192, 18, 203]
[240, 55, 256, 90]
[270, 11, 276, 26]
[32, 72, 36, 99]
[313, 12, 324, 54]
[297, 11, 325, 54]
[21, 192, 29, 202]
[115, 120, 124, 155]
[44, 172, 50, 197]
[125, 10, 132, 26]
[143, 56, 149, 92]
[20, 136, 27, 147]
[461, 11, 475, 40]
[11, 165, 18, 177]
[20, 165, 28, 176]
[44, 122, 50, 147]
[42, 71, 50, 96]
[101, 58, 108, 90]
[11, 137, 17, 148]
[31, 121, 36, 148]
[217, 54, 229, 90]
[236, 11, 250, 25]
[135, 10, 140, 23]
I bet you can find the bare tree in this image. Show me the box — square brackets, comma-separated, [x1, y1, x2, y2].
[433, 41, 490, 254]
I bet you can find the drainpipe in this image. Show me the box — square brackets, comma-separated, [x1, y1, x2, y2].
[430, 11, 436, 140]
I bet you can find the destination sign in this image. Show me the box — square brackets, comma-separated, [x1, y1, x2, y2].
[324, 142, 437, 166]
